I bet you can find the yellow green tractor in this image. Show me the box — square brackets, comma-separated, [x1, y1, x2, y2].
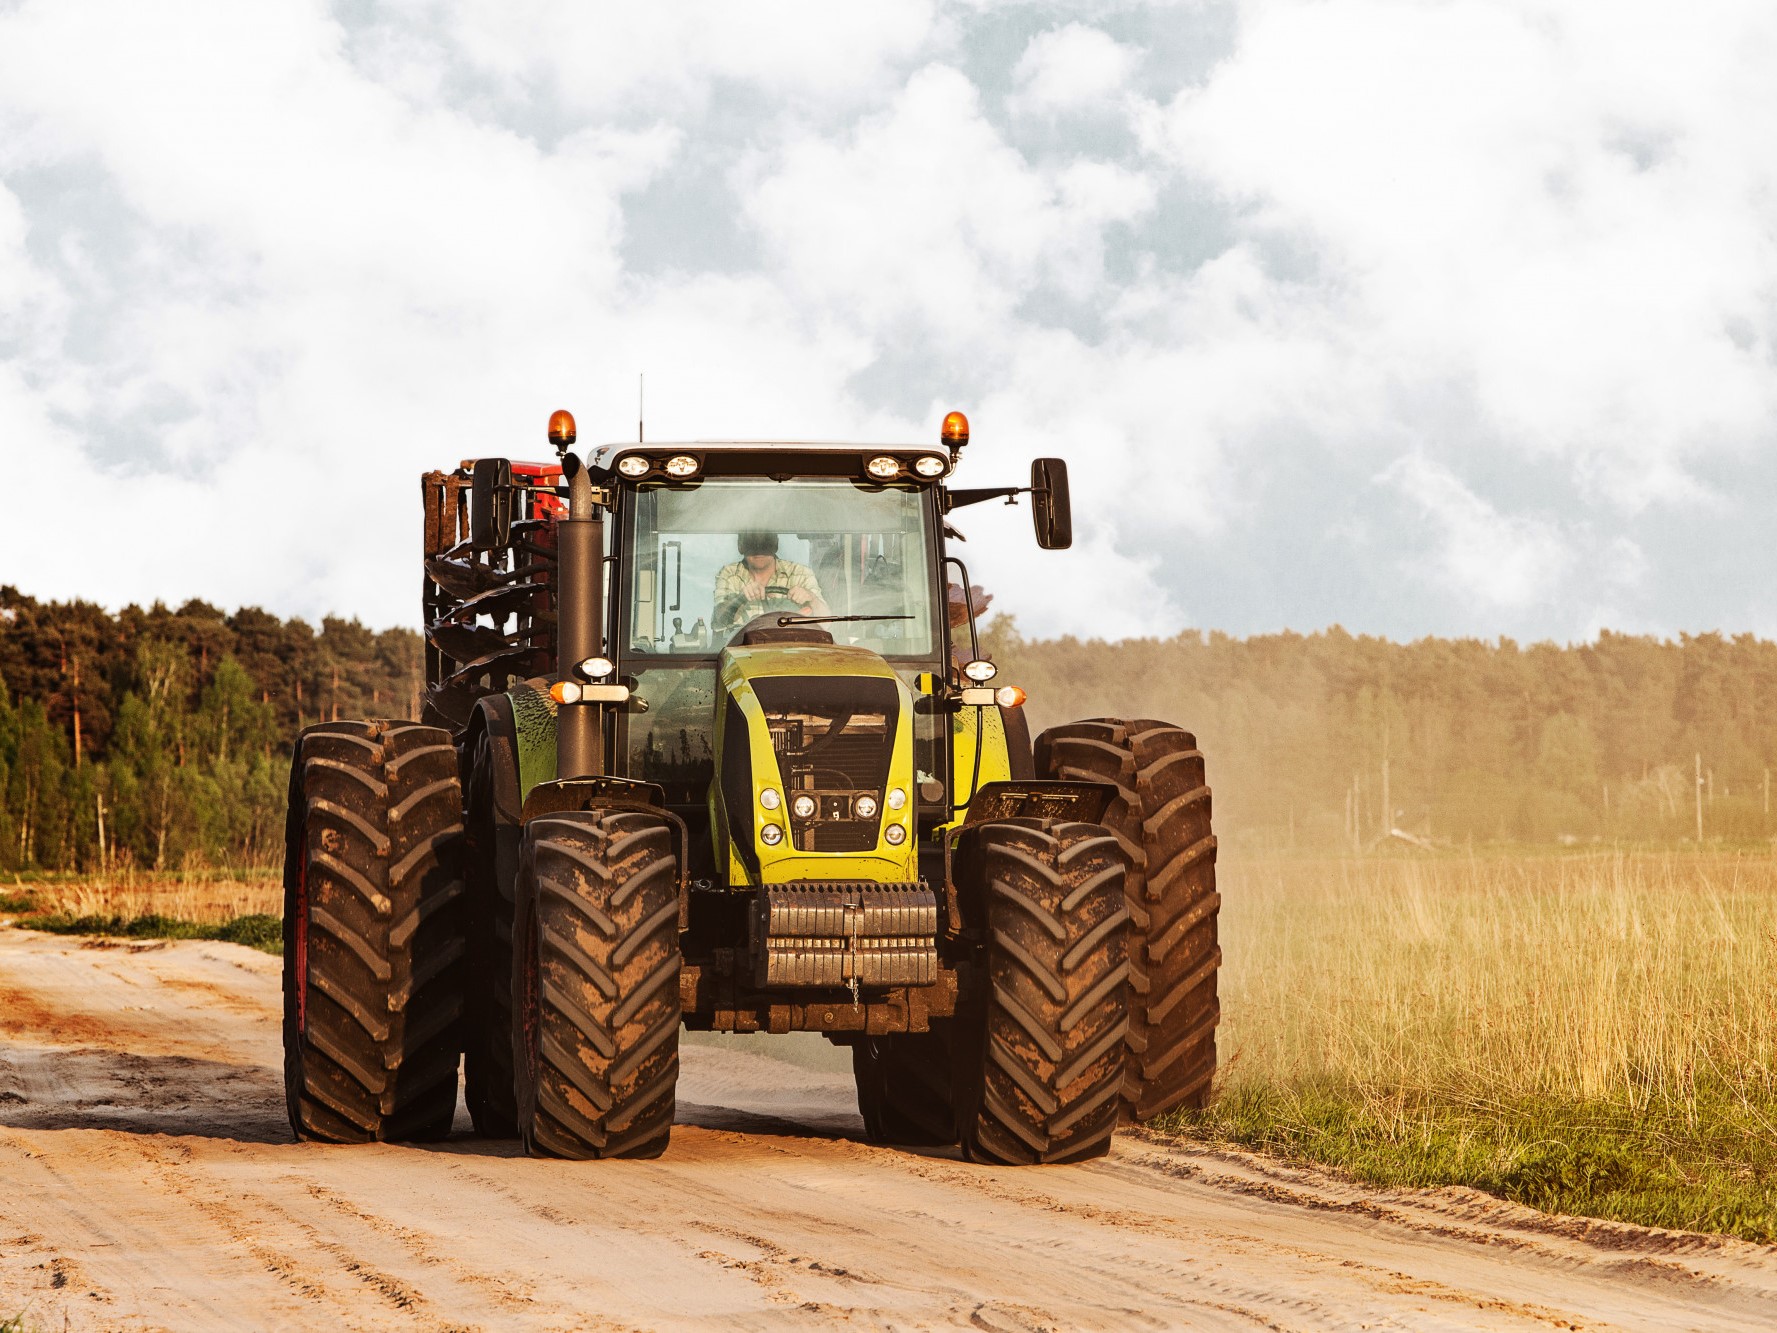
[281, 411, 1219, 1164]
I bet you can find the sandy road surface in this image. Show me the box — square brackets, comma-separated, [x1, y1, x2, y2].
[3, 933, 1776, 1331]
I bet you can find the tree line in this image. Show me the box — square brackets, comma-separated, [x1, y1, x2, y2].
[6, 585, 1777, 870]
[989, 620, 1777, 849]
[0, 588, 420, 872]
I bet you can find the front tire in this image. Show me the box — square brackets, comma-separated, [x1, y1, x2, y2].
[954, 819, 1132, 1165]
[1036, 718, 1220, 1120]
[282, 720, 467, 1142]
[512, 810, 682, 1160]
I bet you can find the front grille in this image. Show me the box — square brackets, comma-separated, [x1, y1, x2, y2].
[811, 824, 878, 852]
[752, 675, 899, 855]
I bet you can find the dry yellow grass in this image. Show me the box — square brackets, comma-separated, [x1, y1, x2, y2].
[1219, 851, 1777, 1116]
[1174, 850, 1777, 1237]
[3, 868, 281, 924]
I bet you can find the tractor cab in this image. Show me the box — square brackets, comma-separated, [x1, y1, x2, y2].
[604, 445, 957, 888]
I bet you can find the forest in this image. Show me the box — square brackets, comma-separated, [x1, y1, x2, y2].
[986, 618, 1777, 850]
[0, 587, 420, 872]
[3, 583, 1774, 871]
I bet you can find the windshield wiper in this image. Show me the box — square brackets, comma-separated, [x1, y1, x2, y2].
[776, 614, 915, 627]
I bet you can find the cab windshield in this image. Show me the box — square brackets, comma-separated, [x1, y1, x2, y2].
[622, 478, 939, 658]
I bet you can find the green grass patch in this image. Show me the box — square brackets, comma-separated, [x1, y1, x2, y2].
[1157, 1082, 1777, 1242]
[0, 891, 36, 912]
[14, 911, 282, 955]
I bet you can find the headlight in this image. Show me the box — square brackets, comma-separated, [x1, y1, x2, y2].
[760, 823, 784, 846]
[617, 455, 649, 478]
[886, 787, 907, 811]
[995, 686, 1027, 708]
[854, 794, 878, 819]
[792, 793, 817, 819]
[760, 788, 782, 811]
[913, 455, 947, 477]
[865, 455, 900, 480]
[884, 824, 907, 846]
[577, 656, 614, 680]
[663, 453, 699, 479]
[962, 659, 997, 683]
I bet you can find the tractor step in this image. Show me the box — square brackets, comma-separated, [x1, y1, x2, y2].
[751, 881, 938, 988]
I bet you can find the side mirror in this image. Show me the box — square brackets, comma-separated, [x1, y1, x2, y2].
[470, 457, 513, 551]
[1030, 457, 1072, 550]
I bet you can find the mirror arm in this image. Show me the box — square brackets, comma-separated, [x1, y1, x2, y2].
[946, 486, 1026, 512]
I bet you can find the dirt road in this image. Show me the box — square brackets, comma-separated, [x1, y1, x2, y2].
[3, 932, 1775, 1331]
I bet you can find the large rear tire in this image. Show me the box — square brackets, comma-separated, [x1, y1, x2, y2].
[954, 819, 1131, 1165]
[282, 720, 467, 1142]
[1035, 718, 1220, 1120]
[852, 1027, 959, 1147]
[512, 809, 682, 1160]
[462, 701, 522, 1137]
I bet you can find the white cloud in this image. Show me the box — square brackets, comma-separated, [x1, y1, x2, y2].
[739, 64, 1155, 339]
[1141, 0, 1777, 514]
[1009, 24, 1140, 115]
[385, 1, 942, 120]
[1380, 453, 1570, 607]
[1, 0, 1775, 647]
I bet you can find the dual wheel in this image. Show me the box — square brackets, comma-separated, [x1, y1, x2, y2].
[855, 716, 1220, 1159]
[284, 717, 682, 1158]
[857, 817, 1133, 1165]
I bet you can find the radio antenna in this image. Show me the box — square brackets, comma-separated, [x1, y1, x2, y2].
[638, 373, 645, 443]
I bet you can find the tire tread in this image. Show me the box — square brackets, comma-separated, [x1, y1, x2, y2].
[514, 809, 681, 1160]
[1034, 718, 1220, 1120]
[282, 720, 466, 1144]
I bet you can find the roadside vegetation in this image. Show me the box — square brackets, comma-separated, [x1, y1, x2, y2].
[1160, 850, 1777, 1241]
[18, 912, 281, 954]
[3, 865, 281, 955]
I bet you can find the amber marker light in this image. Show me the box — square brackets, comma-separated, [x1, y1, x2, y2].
[548, 409, 577, 448]
[941, 410, 970, 450]
[995, 686, 1027, 709]
[549, 680, 583, 705]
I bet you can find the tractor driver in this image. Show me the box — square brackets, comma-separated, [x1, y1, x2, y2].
[712, 531, 831, 634]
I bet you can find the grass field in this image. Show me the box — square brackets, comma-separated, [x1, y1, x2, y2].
[1160, 850, 1777, 1240]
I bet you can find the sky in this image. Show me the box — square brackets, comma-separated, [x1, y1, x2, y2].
[1, 0, 1774, 645]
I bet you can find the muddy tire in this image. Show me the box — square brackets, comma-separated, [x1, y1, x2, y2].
[853, 1027, 958, 1146]
[462, 701, 522, 1137]
[282, 720, 467, 1142]
[954, 819, 1131, 1165]
[512, 809, 681, 1160]
[1035, 718, 1219, 1120]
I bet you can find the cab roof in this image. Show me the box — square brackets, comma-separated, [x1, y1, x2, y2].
[591, 440, 937, 458]
[590, 440, 955, 483]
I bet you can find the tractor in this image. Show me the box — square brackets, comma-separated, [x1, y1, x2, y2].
[281, 411, 1219, 1164]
